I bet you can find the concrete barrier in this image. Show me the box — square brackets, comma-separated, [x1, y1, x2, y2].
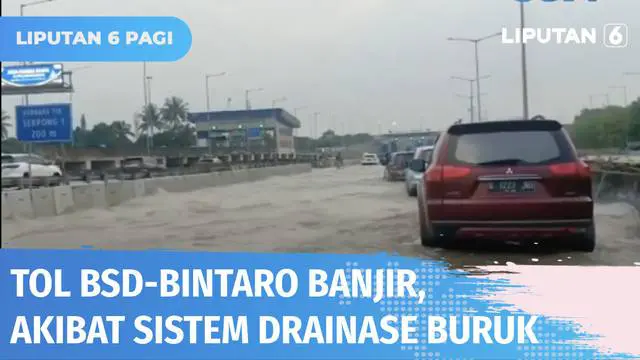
[31, 188, 57, 217]
[133, 180, 146, 198]
[3, 190, 33, 219]
[105, 182, 128, 207]
[53, 186, 75, 215]
[71, 184, 107, 210]
[1, 191, 8, 219]
[143, 178, 159, 195]
[2, 164, 312, 219]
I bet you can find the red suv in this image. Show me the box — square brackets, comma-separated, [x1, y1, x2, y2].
[410, 119, 595, 251]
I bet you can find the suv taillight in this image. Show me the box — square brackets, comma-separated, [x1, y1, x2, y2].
[549, 161, 591, 178]
[426, 165, 471, 181]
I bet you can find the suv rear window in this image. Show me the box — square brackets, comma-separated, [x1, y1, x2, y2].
[392, 152, 413, 167]
[418, 149, 433, 162]
[446, 130, 575, 166]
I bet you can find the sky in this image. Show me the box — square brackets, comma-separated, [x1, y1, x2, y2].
[1, 0, 639, 138]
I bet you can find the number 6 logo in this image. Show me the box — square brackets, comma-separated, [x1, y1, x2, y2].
[603, 24, 629, 48]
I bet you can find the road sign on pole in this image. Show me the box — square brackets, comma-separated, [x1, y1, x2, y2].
[16, 103, 73, 143]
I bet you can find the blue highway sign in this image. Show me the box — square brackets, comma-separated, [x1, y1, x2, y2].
[16, 103, 73, 143]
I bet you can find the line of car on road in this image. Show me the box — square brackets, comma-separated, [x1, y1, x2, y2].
[365, 117, 596, 252]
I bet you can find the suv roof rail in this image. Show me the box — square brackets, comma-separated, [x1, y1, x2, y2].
[448, 119, 562, 135]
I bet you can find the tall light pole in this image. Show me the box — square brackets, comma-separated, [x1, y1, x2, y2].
[293, 106, 307, 137]
[313, 112, 320, 139]
[19, 0, 55, 106]
[143, 62, 148, 107]
[623, 72, 640, 103]
[621, 73, 639, 148]
[589, 93, 610, 108]
[293, 106, 307, 117]
[245, 88, 263, 110]
[204, 72, 226, 153]
[448, 32, 500, 122]
[609, 86, 628, 106]
[205, 72, 226, 113]
[455, 93, 474, 124]
[145, 76, 153, 154]
[272, 97, 287, 108]
[146, 76, 153, 105]
[451, 75, 490, 122]
[519, 1, 530, 120]
[67, 65, 92, 103]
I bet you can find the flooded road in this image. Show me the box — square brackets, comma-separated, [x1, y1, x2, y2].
[3, 166, 639, 266]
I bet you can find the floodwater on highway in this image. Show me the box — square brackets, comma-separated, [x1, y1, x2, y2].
[2, 166, 639, 267]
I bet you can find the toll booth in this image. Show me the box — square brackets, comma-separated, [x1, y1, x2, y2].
[188, 109, 300, 155]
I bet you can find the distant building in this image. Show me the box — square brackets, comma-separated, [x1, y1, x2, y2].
[188, 109, 301, 154]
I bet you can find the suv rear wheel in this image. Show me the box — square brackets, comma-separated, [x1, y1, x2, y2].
[573, 223, 596, 252]
[418, 198, 450, 247]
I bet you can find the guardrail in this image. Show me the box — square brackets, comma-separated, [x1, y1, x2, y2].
[2, 164, 313, 220]
[590, 169, 640, 212]
[2, 152, 343, 190]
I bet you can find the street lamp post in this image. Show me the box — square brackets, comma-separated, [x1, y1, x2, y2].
[272, 97, 287, 108]
[623, 72, 640, 104]
[205, 72, 227, 113]
[455, 93, 474, 124]
[67, 65, 92, 103]
[205, 72, 226, 153]
[145, 76, 153, 154]
[589, 93, 610, 108]
[609, 86, 629, 106]
[620, 73, 639, 148]
[448, 32, 500, 122]
[451, 75, 490, 122]
[146, 76, 153, 106]
[293, 106, 307, 137]
[294, 106, 307, 117]
[313, 112, 320, 139]
[19, 0, 56, 106]
[519, 1, 530, 120]
[245, 88, 264, 110]
[143, 62, 148, 107]
[19, 0, 56, 183]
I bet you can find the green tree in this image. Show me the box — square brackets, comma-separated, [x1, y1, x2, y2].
[86, 122, 118, 148]
[73, 113, 90, 146]
[572, 103, 634, 149]
[1, 109, 11, 140]
[160, 96, 189, 130]
[110, 121, 134, 140]
[154, 124, 196, 148]
[1, 138, 22, 153]
[80, 113, 88, 131]
[135, 103, 163, 135]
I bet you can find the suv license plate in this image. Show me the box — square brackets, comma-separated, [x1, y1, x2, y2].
[489, 180, 536, 193]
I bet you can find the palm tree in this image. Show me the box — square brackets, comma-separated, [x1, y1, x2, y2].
[1, 109, 11, 140]
[160, 96, 189, 129]
[110, 121, 134, 141]
[135, 103, 163, 134]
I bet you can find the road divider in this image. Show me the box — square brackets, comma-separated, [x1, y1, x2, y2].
[2, 164, 312, 220]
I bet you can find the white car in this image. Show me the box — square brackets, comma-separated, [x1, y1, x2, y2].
[1, 153, 63, 188]
[361, 153, 380, 165]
